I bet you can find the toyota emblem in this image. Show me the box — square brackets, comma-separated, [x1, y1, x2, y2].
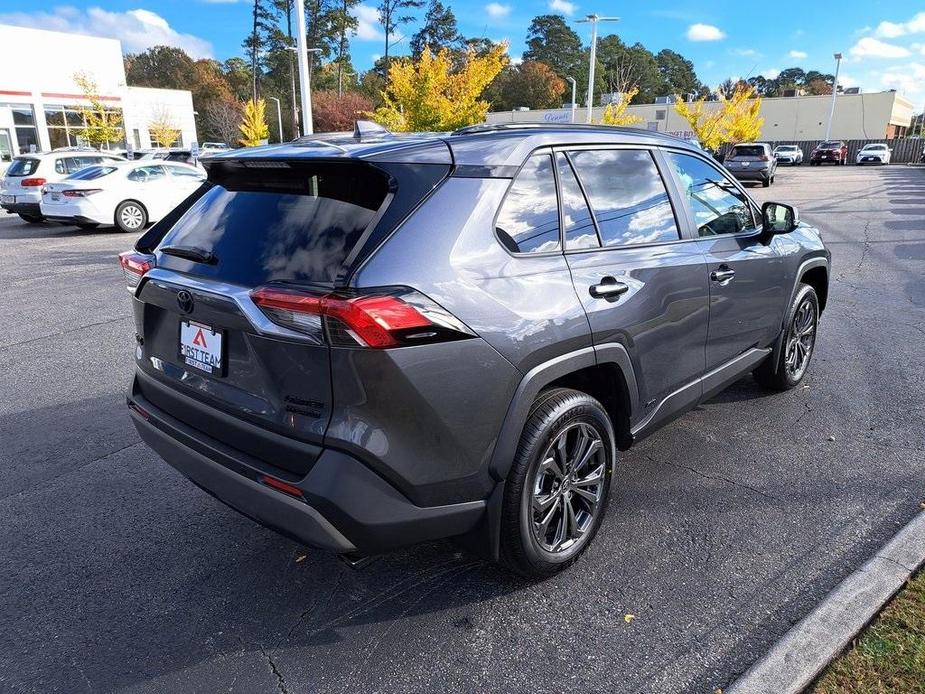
[177, 290, 194, 314]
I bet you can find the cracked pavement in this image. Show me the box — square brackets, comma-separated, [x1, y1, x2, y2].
[0, 166, 923, 693]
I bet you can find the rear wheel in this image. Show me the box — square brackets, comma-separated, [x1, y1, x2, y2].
[18, 213, 43, 224]
[762, 177, 771, 187]
[499, 388, 615, 578]
[754, 283, 819, 391]
[115, 201, 147, 233]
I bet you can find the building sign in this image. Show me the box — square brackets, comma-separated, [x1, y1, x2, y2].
[543, 111, 571, 123]
[668, 130, 695, 139]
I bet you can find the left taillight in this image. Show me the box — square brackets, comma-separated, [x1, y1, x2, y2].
[21, 177, 46, 187]
[250, 286, 475, 349]
[118, 251, 155, 292]
[63, 189, 102, 197]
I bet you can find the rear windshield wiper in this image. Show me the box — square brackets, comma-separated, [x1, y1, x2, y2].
[159, 245, 218, 265]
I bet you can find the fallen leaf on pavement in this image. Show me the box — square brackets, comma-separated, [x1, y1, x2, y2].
[624, 614, 635, 624]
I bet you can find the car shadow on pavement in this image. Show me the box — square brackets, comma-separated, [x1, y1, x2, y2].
[0, 218, 126, 240]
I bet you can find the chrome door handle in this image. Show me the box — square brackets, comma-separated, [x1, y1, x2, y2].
[710, 268, 736, 283]
[589, 278, 629, 298]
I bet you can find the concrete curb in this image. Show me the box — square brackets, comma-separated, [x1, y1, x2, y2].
[726, 510, 925, 694]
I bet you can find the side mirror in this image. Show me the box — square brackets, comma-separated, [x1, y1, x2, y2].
[761, 202, 799, 240]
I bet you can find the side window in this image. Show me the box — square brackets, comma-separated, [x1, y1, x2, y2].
[567, 149, 680, 248]
[555, 153, 599, 250]
[55, 158, 67, 175]
[166, 165, 204, 179]
[128, 165, 166, 182]
[667, 152, 758, 237]
[495, 153, 560, 254]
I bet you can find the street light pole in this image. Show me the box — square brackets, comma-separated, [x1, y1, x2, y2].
[567, 77, 577, 123]
[293, 0, 314, 135]
[268, 97, 284, 143]
[576, 14, 619, 124]
[825, 52, 843, 141]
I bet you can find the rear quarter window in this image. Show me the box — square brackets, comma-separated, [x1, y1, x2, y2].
[494, 153, 560, 254]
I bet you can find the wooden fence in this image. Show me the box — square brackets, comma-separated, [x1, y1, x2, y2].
[720, 138, 924, 163]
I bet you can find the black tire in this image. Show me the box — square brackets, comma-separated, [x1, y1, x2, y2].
[114, 200, 147, 233]
[754, 283, 819, 391]
[18, 213, 43, 224]
[499, 388, 615, 579]
[762, 177, 771, 187]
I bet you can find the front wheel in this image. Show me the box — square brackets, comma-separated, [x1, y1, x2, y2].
[499, 388, 615, 579]
[754, 283, 819, 391]
[114, 201, 147, 233]
[762, 177, 771, 187]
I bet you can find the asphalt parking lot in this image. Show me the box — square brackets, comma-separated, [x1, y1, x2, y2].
[1, 164, 923, 694]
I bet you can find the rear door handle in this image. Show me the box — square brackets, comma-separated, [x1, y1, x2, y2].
[710, 267, 736, 283]
[589, 277, 629, 298]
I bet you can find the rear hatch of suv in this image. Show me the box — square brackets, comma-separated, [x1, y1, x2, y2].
[127, 156, 450, 476]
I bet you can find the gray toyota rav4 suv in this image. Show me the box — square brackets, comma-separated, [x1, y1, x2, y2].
[122, 123, 830, 578]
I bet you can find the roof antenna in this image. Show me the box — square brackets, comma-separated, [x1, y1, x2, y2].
[354, 120, 391, 140]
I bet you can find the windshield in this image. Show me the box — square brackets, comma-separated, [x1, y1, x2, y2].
[775, 146, 798, 152]
[862, 144, 886, 150]
[819, 141, 841, 149]
[66, 166, 117, 181]
[6, 158, 39, 177]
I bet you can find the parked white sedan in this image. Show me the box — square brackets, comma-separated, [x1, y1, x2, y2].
[856, 143, 891, 165]
[40, 161, 206, 231]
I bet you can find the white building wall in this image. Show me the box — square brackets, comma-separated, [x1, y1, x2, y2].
[486, 91, 915, 142]
[0, 23, 196, 153]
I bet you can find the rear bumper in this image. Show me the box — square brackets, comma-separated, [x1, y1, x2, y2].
[730, 169, 770, 181]
[128, 383, 487, 554]
[1, 201, 41, 216]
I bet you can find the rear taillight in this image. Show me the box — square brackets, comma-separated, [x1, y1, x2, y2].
[759, 154, 769, 161]
[63, 189, 102, 197]
[21, 178, 46, 187]
[119, 251, 155, 292]
[250, 286, 475, 349]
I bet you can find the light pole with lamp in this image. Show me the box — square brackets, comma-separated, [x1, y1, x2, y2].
[576, 14, 619, 123]
[268, 97, 284, 143]
[288, 0, 322, 137]
[824, 52, 843, 141]
[566, 77, 577, 123]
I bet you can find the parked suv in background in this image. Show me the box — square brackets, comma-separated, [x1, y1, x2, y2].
[121, 124, 830, 578]
[1, 150, 124, 222]
[773, 144, 803, 165]
[724, 142, 777, 186]
[810, 140, 848, 165]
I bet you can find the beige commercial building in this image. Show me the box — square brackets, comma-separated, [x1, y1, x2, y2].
[486, 90, 915, 142]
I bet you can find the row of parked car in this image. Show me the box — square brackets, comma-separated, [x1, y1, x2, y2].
[0, 147, 208, 231]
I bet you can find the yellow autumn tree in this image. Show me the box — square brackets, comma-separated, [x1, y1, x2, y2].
[148, 106, 181, 148]
[370, 45, 507, 132]
[719, 84, 763, 143]
[674, 94, 726, 151]
[674, 84, 763, 149]
[239, 98, 269, 147]
[73, 72, 124, 148]
[599, 87, 643, 126]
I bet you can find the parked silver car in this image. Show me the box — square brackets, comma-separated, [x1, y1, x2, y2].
[725, 142, 778, 186]
[773, 144, 804, 165]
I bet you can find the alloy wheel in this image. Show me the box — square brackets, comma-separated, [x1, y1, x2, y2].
[530, 422, 606, 553]
[785, 298, 817, 380]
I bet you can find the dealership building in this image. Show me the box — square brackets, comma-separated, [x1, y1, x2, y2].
[486, 90, 916, 142]
[0, 24, 197, 160]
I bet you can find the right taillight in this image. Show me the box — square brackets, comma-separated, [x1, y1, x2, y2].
[250, 286, 475, 348]
[118, 251, 155, 292]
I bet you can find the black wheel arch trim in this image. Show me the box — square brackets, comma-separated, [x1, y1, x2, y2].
[771, 257, 829, 374]
[487, 343, 639, 483]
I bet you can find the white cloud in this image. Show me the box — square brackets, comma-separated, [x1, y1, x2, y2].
[0, 6, 213, 58]
[850, 37, 911, 59]
[789, 50, 808, 59]
[352, 4, 383, 41]
[510, 56, 523, 66]
[486, 3, 511, 18]
[762, 68, 781, 79]
[687, 24, 725, 42]
[733, 48, 758, 57]
[549, 0, 576, 16]
[880, 62, 925, 99]
[874, 12, 925, 38]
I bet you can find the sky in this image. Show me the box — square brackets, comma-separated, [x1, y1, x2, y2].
[0, 0, 923, 106]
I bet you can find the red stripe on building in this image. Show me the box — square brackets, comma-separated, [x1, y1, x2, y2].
[0, 90, 32, 97]
[40, 92, 121, 102]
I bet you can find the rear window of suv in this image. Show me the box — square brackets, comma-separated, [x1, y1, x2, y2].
[731, 145, 766, 157]
[155, 162, 390, 286]
[6, 158, 39, 176]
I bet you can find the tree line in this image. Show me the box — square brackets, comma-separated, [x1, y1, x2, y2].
[122, 4, 839, 141]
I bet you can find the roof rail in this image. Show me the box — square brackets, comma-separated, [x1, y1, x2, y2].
[452, 123, 557, 135]
[353, 119, 392, 140]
